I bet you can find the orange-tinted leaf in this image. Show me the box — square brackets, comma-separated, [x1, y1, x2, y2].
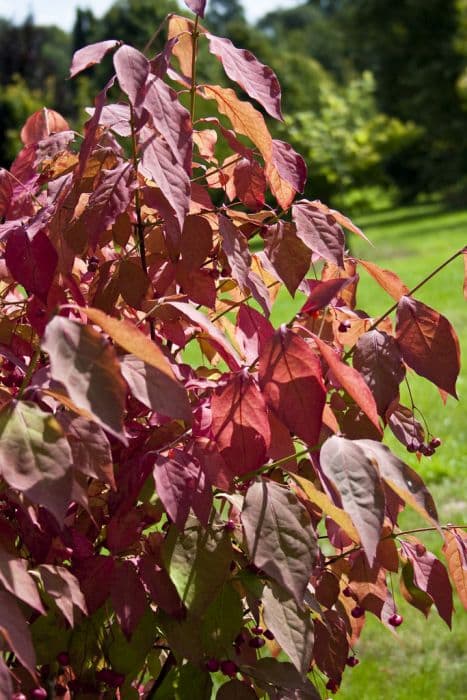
[314, 336, 381, 432]
[168, 15, 197, 79]
[359, 259, 409, 301]
[201, 85, 272, 162]
[443, 528, 467, 610]
[396, 295, 460, 398]
[291, 474, 359, 543]
[20, 108, 69, 145]
[259, 328, 326, 447]
[310, 200, 369, 242]
[118, 258, 150, 309]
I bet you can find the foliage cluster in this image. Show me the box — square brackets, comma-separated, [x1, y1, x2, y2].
[0, 1, 466, 698]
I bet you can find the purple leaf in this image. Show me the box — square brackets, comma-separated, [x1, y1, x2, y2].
[113, 44, 149, 114]
[262, 583, 314, 676]
[0, 401, 73, 524]
[0, 546, 45, 614]
[242, 480, 318, 606]
[207, 34, 282, 121]
[83, 163, 136, 249]
[142, 75, 193, 174]
[320, 436, 385, 566]
[139, 553, 183, 617]
[58, 414, 116, 489]
[38, 565, 87, 626]
[153, 449, 212, 530]
[301, 277, 354, 314]
[264, 221, 311, 297]
[292, 200, 345, 268]
[0, 656, 13, 697]
[120, 354, 192, 423]
[77, 77, 115, 178]
[111, 560, 148, 639]
[219, 214, 271, 316]
[70, 39, 120, 78]
[271, 139, 307, 192]
[184, 0, 207, 17]
[0, 590, 37, 679]
[42, 316, 127, 441]
[139, 128, 191, 230]
[236, 303, 274, 365]
[5, 227, 57, 303]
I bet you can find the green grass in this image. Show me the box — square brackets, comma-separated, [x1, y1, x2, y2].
[268, 201, 467, 699]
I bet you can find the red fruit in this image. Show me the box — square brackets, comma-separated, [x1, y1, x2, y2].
[351, 605, 365, 618]
[87, 256, 99, 272]
[430, 437, 442, 449]
[56, 651, 70, 666]
[325, 678, 339, 693]
[264, 629, 275, 640]
[338, 320, 351, 333]
[224, 519, 236, 532]
[249, 636, 265, 648]
[342, 586, 353, 597]
[220, 660, 238, 677]
[251, 626, 263, 635]
[30, 690, 48, 700]
[421, 444, 435, 456]
[205, 658, 220, 672]
[11, 694, 27, 700]
[235, 632, 248, 645]
[388, 613, 403, 627]
[407, 441, 420, 453]
[346, 655, 360, 667]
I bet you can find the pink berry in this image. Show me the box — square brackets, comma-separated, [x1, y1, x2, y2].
[406, 441, 419, 453]
[388, 613, 403, 627]
[11, 694, 27, 700]
[430, 437, 442, 449]
[224, 519, 236, 532]
[31, 690, 48, 700]
[249, 637, 265, 649]
[235, 632, 248, 645]
[205, 658, 220, 672]
[338, 320, 351, 333]
[220, 660, 238, 677]
[57, 651, 70, 666]
[421, 444, 435, 456]
[326, 678, 339, 693]
[251, 626, 263, 635]
[264, 629, 275, 640]
[346, 655, 360, 667]
[351, 605, 365, 619]
[342, 586, 353, 597]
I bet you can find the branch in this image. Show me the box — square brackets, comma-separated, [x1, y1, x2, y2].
[147, 651, 176, 699]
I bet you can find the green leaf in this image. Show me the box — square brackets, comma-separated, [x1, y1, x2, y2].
[107, 608, 159, 678]
[163, 523, 232, 615]
[201, 583, 244, 657]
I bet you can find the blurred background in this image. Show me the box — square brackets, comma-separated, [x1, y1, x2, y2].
[0, 2, 466, 698]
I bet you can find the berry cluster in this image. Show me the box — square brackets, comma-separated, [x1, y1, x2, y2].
[407, 436, 442, 456]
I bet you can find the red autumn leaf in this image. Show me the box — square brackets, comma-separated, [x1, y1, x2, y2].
[313, 610, 348, 682]
[259, 328, 326, 447]
[353, 330, 406, 416]
[0, 590, 37, 679]
[217, 680, 257, 699]
[300, 277, 353, 314]
[235, 303, 274, 365]
[320, 436, 385, 566]
[20, 108, 69, 146]
[310, 199, 369, 242]
[75, 555, 115, 614]
[83, 163, 136, 249]
[176, 264, 217, 308]
[77, 76, 115, 177]
[5, 227, 57, 303]
[0, 656, 13, 697]
[232, 157, 267, 210]
[207, 34, 282, 121]
[292, 200, 345, 268]
[184, 0, 207, 17]
[400, 540, 453, 627]
[153, 449, 212, 530]
[211, 370, 270, 477]
[242, 480, 318, 606]
[120, 354, 192, 423]
[396, 295, 460, 398]
[267, 410, 297, 472]
[113, 44, 148, 113]
[111, 560, 148, 639]
[348, 552, 395, 627]
[180, 215, 213, 270]
[264, 221, 311, 297]
[443, 528, 467, 610]
[69, 39, 120, 78]
[42, 316, 127, 441]
[314, 336, 381, 432]
[142, 75, 193, 174]
[247, 658, 320, 699]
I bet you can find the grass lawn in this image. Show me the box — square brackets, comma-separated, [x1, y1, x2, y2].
[270, 201, 467, 699]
